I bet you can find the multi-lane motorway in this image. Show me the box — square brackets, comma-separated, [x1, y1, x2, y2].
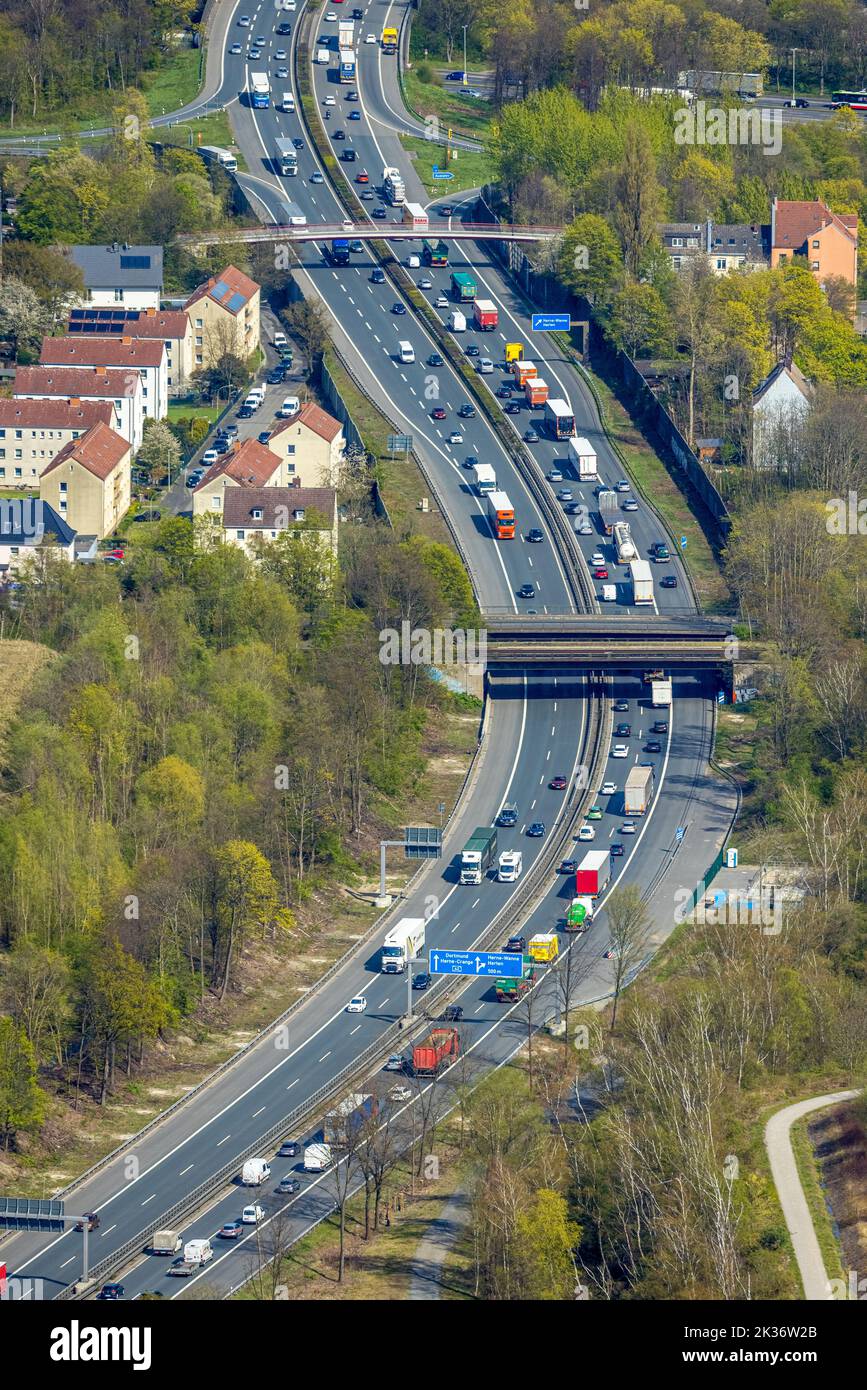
[2, 0, 737, 1300]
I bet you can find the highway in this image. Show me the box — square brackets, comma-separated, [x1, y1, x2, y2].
[1, 0, 735, 1301]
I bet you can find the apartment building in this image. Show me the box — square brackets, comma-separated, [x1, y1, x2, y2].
[191, 438, 282, 520]
[13, 366, 145, 452]
[67, 307, 194, 393]
[222, 487, 338, 558]
[771, 199, 858, 304]
[269, 402, 345, 487]
[68, 242, 163, 311]
[39, 336, 168, 423]
[0, 398, 113, 489]
[39, 421, 131, 538]
[184, 265, 261, 368]
[0, 499, 76, 578]
[660, 220, 769, 274]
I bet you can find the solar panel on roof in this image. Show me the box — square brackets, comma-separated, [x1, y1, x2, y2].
[211, 280, 229, 300]
[120, 254, 151, 270]
[226, 292, 246, 312]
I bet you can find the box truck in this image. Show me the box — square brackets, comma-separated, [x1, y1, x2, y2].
[575, 849, 611, 896]
[651, 679, 672, 707]
[383, 166, 405, 204]
[525, 377, 549, 407]
[487, 490, 515, 538]
[150, 1230, 182, 1255]
[629, 558, 654, 605]
[323, 1093, 377, 1145]
[597, 489, 619, 534]
[568, 436, 597, 479]
[381, 917, 425, 973]
[460, 826, 497, 884]
[512, 359, 537, 386]
[250, 72, 271, 107]
[544, 398, 575, 439]
[450, 271, 476, 301]
[497, 850, 523, 883]
[339, 48, 357, 83]
[473, 299, 498, 331]
[402, 200, 428, 232]
[473, 462, 497, 495]
[412, 1027, 460, 1075]
[624, 764, 654, 816]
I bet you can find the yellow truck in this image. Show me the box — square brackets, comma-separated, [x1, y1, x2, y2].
[528, 932, 559, 963]
[505, 342, 523, 363]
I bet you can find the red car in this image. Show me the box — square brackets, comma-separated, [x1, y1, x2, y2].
[431, 406, 446, 420]
[549, 775, 568, 790]
[593, 567, 608, 579]
[356, 170, 369, 183]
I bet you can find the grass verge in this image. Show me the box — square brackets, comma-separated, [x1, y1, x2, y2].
[401, 69, 493, 141]
[142, 47, 203, 118]
[399, 134, 491, 199]
[152, 110, 245, 169]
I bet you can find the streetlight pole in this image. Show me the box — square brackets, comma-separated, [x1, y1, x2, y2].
[789, 47, 799, 105]
[462, 26, 468, 86]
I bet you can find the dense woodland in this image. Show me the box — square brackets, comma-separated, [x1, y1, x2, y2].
[0, 518, 475, 1138]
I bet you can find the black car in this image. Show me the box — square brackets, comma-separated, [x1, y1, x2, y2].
[333, 129, 345, 140]
[505, 935, 526, 953]
[428, 352, 444, 367]
[277, 1176, 301, 1195]
[518, 583, 535, 599]
[99, 1283, 124, 1300]
[373, 207, 387, 219]
[644, 740, 662, 753]
[793, 96, 809, 107]
[266, 367, 285, 385]
[559, 859, 577, 874]
[215, 439, 230, 454]
[527, 528, 544, 543]
[611, 843, 625, 857]
[497, 802, 518, 826]
[504, 401, 522, 414]
[278, 1139, 299, 1158]
[341, 148, 356, 161]
[615, 723, 631, 737]
[458, 404, 476, 418]
[439, 205, 454, 217]
[412, 972, 431, 990]
[652, 721, 668, 734]
[293, 137, 304, 149]
[277, 22, 291, 34]
[352, 6, 363, 16]
[76, 1212, 100, 1232]
[495, 385, 512, 399]
[527, 821, 545, 837]
[463, 454, 478, 470]
[237, 405, 254, 419]
[613, 700, 629, 712]
[660, 575, 678, 588]
[465, 343, 480, 357]
[440, 1004, 464, 1022]
[370, 267, 385, 283]
[391, 302, 406, 315]
[133, 508, 162, 522]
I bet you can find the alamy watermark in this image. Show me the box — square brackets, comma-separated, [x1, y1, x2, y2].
[826, 491, 867, 535]
[674, 885, 783, 934]
[379, 621, 487, 667]
[674, 101, 782, 156]
[0, 498, 46, 541]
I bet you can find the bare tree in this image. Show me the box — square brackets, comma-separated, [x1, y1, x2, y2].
[356, 1101, 400, 1237]
[605, 885, 653, 1031]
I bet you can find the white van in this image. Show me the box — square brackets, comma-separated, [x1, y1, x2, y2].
[184, 1238, 213, 1265]
[281, 92, 295, 113]
[398, 341, 415, 364]
[449, 310, 466, 332]
[304, 1142, 332, 1171]
[279, 395, 300, 417]
[273, 331, 288, 350]
[316, 47, 330, 64]
[248, 386, 266, 405]
[241, 1157, 271, 1185]
[601, 584, 617, 602]
[407, 254, 420, 269]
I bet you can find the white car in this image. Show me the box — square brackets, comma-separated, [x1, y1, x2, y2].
[279, 395, 300, 417]
[620, 822, 637, 834]
[388, 1084, 412, 1102]
[347, 995, 367, 1013]
[230, 42, 242, 54]
[365, 33, 376, 43]
[419, 276, 432, 288]
[611, 744, 629, 758]
[622, 499, 639, 511]
[238, 14, 250, 24]
[241, 1205, 264, 1224]
[479, 358, 493, 373]
[201, 449, 219, 465]
[273, 331, 287, 349]
[436, 294, 449, 307]
[601, 781, 617, 796]
[448, 430, 464, 444]
[324, 95, 336, 106]
[547, 468, 563, 482]
[591, 551, 605, 566]
[325, 10, 338, 19]
[578, 824, 595, 841]
[616, 480, 630, 492]
[576, 522, 594, 535]
[275, 48, 287, 60]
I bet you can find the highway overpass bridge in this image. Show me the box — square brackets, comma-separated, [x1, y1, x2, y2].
[484, 614, 734, 670]
[176, 221, 560, 248]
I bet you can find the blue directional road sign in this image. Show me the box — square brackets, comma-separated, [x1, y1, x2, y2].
[429, 949, 522, 978]
[680, 535, 688, 549]
[675, 827, 685, 842]
[532, 313, 571, 332]
[432, 167, 455, 180]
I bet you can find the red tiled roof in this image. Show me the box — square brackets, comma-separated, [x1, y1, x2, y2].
[271, 401, 342, 444]
[773, 198, 858, 252]
[184, 264, 260, 316]
[0, 398, 113, 430]
[194, 438, 281, 491]
[40, 335, 165, 368]
[41, 421, 130, 482]
[14, 365, 142, 399]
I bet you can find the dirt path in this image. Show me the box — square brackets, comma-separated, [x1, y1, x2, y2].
[408, 1190, 471, 1299]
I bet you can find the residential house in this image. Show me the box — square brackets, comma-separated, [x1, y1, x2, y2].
[0, 398, 113, 489]
[67, 306, 194, 394]
[268, 402, 345, 487]
[184, 265, 261, 369]
[222, 487, 338, 558]
[68, 242, 163, 311]
[39, 335, 168, 423]
[0, 498, 76, 579]
[39, 421, 131, 538]
[660, 220, 769, 274]
[191, 438, 282, 519]
[13, 365, 145, 452]
[751, 361, 813, 468]
[770, 198, 858, 306]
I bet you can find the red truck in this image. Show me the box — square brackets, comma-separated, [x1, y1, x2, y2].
[412, 1027, 460, 1076]
[473, 298, 498, 331]
[575, 849, 611, 897]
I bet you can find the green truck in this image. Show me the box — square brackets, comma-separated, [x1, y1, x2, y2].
[460, 826, 497, 885]
[494, 956, 537, 1001]
[451, 271, 477, 302]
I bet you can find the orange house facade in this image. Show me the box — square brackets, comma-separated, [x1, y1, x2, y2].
[770, 198, 858, 312]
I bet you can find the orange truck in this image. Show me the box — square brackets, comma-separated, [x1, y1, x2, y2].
[512, 359, 537, 387]
[487, 490, 515, 539]
[524, 377, 549, 407]
[412, 1027, 460, 1075]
